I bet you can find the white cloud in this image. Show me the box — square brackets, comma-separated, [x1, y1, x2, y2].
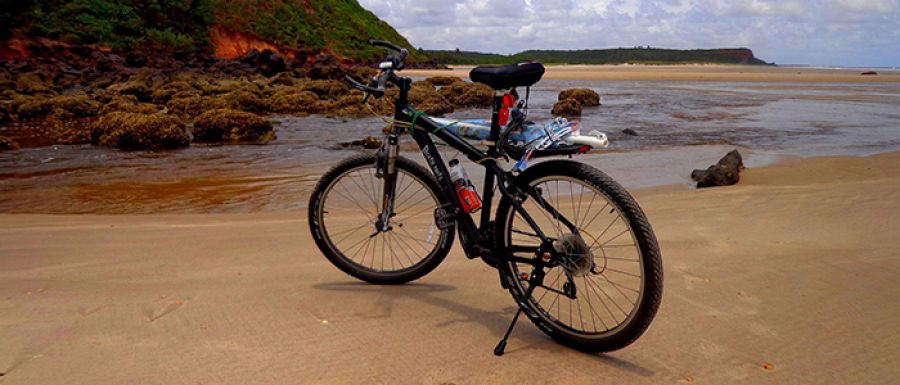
[359, 0, 900, 66]
[832, 0, 897, 13]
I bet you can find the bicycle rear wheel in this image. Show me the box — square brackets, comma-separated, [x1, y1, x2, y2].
[495, 160, 663, 352]
[308, 154, 455, 284]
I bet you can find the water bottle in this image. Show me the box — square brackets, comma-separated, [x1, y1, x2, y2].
[448, 159, 482, 213]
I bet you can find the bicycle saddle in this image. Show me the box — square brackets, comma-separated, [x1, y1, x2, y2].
[469, 62, 545, 90]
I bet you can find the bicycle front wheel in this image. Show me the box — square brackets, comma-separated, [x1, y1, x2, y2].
[495, 160, 663, 352]
[308, 154, 455, 284]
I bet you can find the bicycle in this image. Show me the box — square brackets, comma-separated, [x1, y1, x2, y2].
[308, 40, 663, 355]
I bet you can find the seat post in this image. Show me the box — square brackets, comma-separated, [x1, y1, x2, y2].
[488, 91, 505, 142]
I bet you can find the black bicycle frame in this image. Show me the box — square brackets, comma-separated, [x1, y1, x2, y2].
[385, 77, 553, 264]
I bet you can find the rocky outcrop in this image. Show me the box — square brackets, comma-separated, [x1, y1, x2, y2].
[552, 99, 582, 118]
[91, 112, 191, 150]
[192, 109, 275, 144]
[691, 150, 745, 188]
[558, 88, 601, 106]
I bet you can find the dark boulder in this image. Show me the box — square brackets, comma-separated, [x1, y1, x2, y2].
[622, 128, 639, 136]
[691, 150, 745, 188]
[240, 48, 286, 77]
[125, 52, 148, 68]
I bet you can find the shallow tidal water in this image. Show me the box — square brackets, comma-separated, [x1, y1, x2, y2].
[1, 80, 898, 214]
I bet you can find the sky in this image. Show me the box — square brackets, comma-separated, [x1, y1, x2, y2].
[358, 0, 900, 67]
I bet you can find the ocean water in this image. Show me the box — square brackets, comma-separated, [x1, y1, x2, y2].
[1, 80, 898, 214]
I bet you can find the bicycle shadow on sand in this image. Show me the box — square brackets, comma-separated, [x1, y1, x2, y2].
[312, 281, 654, 378]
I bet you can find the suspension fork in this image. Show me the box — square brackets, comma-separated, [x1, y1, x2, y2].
[375, 134, 400, 231]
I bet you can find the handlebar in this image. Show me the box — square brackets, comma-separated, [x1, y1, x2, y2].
[343, 74, 385, 98]
[343, 40, 409, 99]
[369, 40, 409, 61]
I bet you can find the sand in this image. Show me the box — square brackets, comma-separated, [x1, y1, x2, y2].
[405, 64, 900, 83]
[1, 151, 899, 384]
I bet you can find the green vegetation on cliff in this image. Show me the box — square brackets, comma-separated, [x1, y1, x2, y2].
[424, 48, 771, 65]
[1, 0, 426, 62]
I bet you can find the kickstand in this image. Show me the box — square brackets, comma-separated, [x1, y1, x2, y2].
[494, 278, 538, 356]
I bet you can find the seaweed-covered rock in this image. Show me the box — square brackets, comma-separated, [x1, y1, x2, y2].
[166, 95, 228, 117]
[268, 90, 319, 114]
[150, 81, 196, 104]
[558, 88, 601, 107]
[91, 112, 191, 150]
[408, 83, 454, 116]
[107, 69, 163, 102]
[16, 94, 100, 120]
[425, 76, 462, 86]
[98, 98, 159, 115]
[221, 90, 268, 113]
[192, 109, 275, 144]
[440, 82, 493, 107]
[268, 71, 295, 87]
[418, 95, 454, 116]
[300, 79, 350, 99]
[0, 136, 19, 151]
[16, 72, 53, 95]
[552, 99, 582, 118]
[691, 150, 745, 188]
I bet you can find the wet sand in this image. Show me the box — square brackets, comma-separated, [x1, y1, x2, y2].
[1, 151, 898, 384]
[406, 64, 900, 83]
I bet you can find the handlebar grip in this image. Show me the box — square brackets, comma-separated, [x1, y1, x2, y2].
[369, 40, 403, 53]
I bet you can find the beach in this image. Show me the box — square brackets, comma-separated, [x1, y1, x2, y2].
[2, 64, 900, 384]
[1, 151, 898, 384]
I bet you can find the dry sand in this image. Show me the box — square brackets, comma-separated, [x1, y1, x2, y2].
[405, 64, 900, 83]
[1, 152, 899, 384]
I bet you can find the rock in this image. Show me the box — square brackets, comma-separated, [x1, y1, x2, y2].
[425, 76, 462, 86]
[241, 48, 286, 77]
[268, 71, 295, 87]
[267, 90, 320, 114]
[150, 81, 197, 104]
[192, 109, 275, 144]
[125, 52, 149, 68]
[221, 90, 268, 113]
[552, 99, 582, 118]
[166, 96, 228, 118]
[15, 72, 53, 95]
[16, 93, 100, 120]
[861, 71, 878, 76]
[0, 136, 19, 151]
[300, 79, 350, 99]
[340, 136, 382, 149]
[417, 95, 454, 116]
[91, 112, 191, 150]
[622, 128, 639, 136]
[306, 53, 344, 80]
[559, 88, 601, 106]
[439, 82, 493, 107]
[408, 82, 454, 116]
[98, 98, 159, 115]
[691, 150, 745, 188]
[107, 69, 164, 102]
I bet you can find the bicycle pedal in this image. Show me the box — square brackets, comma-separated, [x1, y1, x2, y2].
[433, 203, 455, 230]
